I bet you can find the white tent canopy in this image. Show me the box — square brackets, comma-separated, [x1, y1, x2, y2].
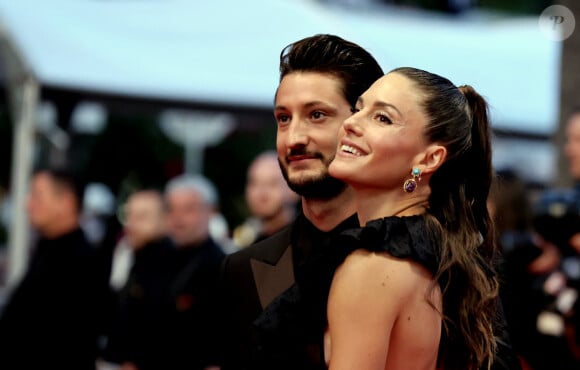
[0, 0, 560, 286]
[0, 0, 352, 107]
[331, 6, 561, 136]
[0, 0, 560, 132]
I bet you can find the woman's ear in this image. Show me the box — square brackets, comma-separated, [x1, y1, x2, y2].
[418, 144, 447, 175]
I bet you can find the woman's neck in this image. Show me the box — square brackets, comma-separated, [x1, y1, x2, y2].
[355, 187, 429, 226]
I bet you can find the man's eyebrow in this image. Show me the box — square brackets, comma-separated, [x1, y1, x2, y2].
[275, 101, 336, 111]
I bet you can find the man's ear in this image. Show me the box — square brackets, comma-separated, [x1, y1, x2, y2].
[418, 144, 447, 175]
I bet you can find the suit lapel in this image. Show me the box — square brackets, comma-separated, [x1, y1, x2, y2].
[251, 244, 295, 310]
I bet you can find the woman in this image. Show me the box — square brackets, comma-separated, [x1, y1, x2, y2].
[326, 67, 499, 370]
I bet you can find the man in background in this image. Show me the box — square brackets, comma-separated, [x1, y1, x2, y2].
[104, 189, 175, 370]
[164, 174, 225, 370]
[233, 150, 299, 248]
[0, 167, 100, 370]
[560, 107, 580, 364]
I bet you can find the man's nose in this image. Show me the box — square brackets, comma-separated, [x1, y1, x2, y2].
[286, 119, 309, 147]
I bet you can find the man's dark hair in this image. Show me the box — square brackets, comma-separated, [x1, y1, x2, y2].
[34, 166, 86, 213]
[276, 34, 384, 200]
[279, 34, 384, 107]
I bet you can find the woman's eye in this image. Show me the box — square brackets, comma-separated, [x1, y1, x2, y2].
[376, 113, 393, 125]
[350, 107, 360, 114]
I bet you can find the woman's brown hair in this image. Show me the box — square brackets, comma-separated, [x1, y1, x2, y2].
[391, 67, 500, 370]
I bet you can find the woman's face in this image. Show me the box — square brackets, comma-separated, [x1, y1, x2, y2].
[329, 72, 431, 191]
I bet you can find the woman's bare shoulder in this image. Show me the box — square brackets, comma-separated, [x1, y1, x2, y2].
[332, 248, 434, 299]
[326, 249, 440, 370]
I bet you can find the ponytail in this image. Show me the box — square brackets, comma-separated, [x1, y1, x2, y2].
[391, 68, 499, 370]
[458, 85, 494, 257]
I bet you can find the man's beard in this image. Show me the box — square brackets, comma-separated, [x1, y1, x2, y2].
[278, 156, 347, 200]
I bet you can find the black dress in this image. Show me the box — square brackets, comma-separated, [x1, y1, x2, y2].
[251, 215, 439, 370]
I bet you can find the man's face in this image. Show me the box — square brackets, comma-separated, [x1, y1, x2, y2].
[123, 192, 166, 249]
[26, 173, 68, 234]
[274, 72, 352, 199]
[245, 155, 297, 220]
[166, 189, 213, 247]
[565, 113, 580, 180]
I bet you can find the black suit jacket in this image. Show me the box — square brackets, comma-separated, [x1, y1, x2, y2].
[219, 226, 293, 369]
[0, 228, 100, 370]
[104, 237, 176, 369]
[218, 213, 358, 369]
[168, 237, 226, 370]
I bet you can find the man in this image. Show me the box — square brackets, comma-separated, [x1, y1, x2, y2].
[218, 34, 384, 370]
[218, 34, 522, 370]
[164, 174, 226, 370]
[534, 108, 580, 253]
[531, 108, 580, 255]
[528, 108, 580, 368]
[0, 168, 100, 369]
[560, 107, 580, 364]
[565, 108, 580, 184]
[233, 150, 299, 248]
[104, 189, 175, 370]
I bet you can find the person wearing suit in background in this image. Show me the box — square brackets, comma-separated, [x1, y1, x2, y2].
[104, 189, 175, 370]
[0, 167, 100, 370]
[164, 174, 225, 370]
[232, 150, 299, 248]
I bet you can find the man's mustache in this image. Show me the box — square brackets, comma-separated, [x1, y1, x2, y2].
[286, 148, 324, 161]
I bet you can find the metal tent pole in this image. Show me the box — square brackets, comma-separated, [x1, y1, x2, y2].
[6, 76, 39, 288]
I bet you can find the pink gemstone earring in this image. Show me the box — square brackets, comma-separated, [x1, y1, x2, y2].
[403, 167, 421, 193]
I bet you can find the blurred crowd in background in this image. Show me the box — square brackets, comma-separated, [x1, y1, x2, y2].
[0, 148, 300, 370]
[488, 109, 580, 370]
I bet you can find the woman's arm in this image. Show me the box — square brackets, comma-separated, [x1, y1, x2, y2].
[326, 249, 426, 370]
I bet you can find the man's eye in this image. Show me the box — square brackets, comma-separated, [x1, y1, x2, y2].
[350, 107, 360, 114]
[276, 114, 290, 123]
[311, 111, 325, 120]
